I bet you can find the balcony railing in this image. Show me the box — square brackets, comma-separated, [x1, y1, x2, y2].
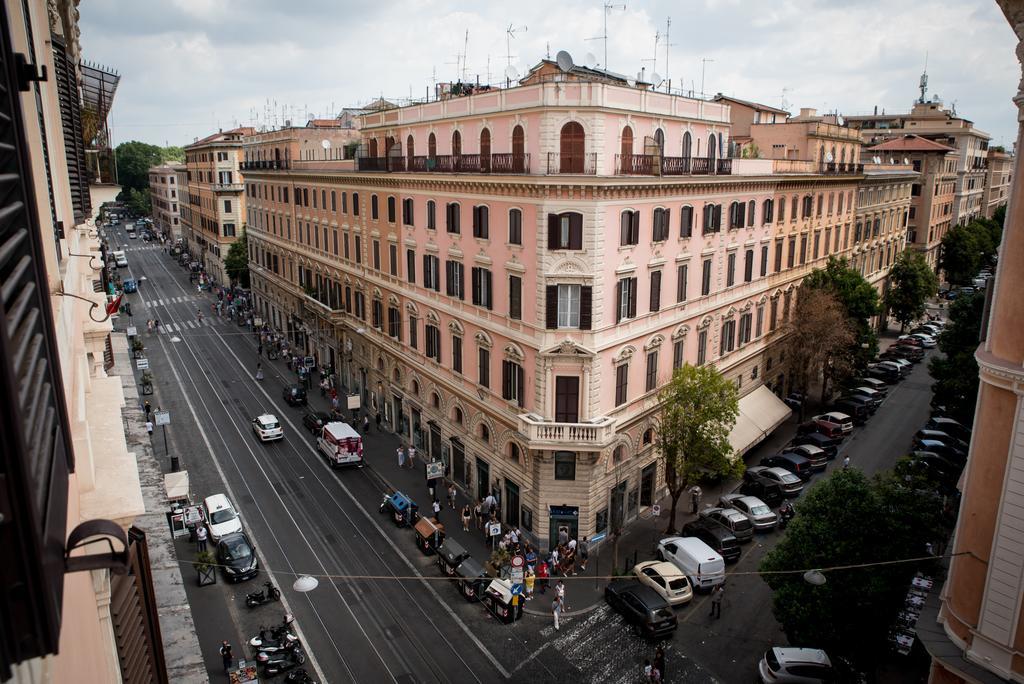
[819, 162, 864, 175]
[211, 183, 244, 192]
[240, 160, 291, 171]
[518, 413, 617, 448]
[356, 153, 531, 174]
[545, 152, 598, 175]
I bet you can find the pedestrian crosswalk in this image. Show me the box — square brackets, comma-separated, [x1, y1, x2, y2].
[145, 296, 194, 306]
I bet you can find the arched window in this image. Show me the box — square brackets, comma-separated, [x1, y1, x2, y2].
[406, 135, 414, 164]
[385, 136, 395, 156]
[412, 380, 420, 395]
[654, 128, 665, 154]
[480, 424, 490, 443]
[642, 429, 653, 445]
[748, 200, 756, 226]
[613, 445, 625, 463]
[818, 146, 825, 163]
[393, 368, 401, 383]
[559, 121, 585, 173]
[830, 146, 836, 162]
[682, 131, 692, 159]
[432, 392, 441, 408]
[480, 128, 491, 171]
[840, 147, 846, 164]
[512, 125, 525, 172]
[621, 125, 633, 157]
[452, 130, 462, 157]
[428, 133, 437, 160]
[369, 138, 378, 158]
[509, 443, 521, 463]
[454, 407, 464, 425]
[707, 133, 717, 163]
[377, 356, 385, 371]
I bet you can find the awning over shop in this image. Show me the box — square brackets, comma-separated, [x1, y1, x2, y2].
[728, 385, 793, 457]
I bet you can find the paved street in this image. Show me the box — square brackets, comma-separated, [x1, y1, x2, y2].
[110, 221, 938, 683]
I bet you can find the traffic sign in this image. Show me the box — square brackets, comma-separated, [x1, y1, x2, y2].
[154, 410, 170, 426]
[510, 583, 524, 596]
[136, 358, 149, 370]
[511, 555, 525, 568]
[488, 522, 502, 537]
[425, 461, 445, 480]
[347, 394, 360, 410]
[652, 504, 661, 517]
[590, 531, 607, 543]
[126, 326, 138, 337]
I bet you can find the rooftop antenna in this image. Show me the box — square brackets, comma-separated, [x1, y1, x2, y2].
[462, 29, 470, 82]
[505, 24, 527, 67]
[700, 57, 714, 99]
[641, 31, 660, 79]
[918, 51, 929, 104]
[585, 2, 626, 70]
[780, 86, 791, 112]
[663, 17, 675, 92]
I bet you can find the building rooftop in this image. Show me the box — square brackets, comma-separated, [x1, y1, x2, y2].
[712, 94, 789, 116]
[186, 126, 256, 149]
[866, 134, 956, 153]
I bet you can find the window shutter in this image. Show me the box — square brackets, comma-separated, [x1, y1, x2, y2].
[472, 268, 480, 305]
[52, 36, 90, 223]
[485, 270, 493, 309]
[620, 212, 630, 245]
[502, 361, 511, 399]
[458, 263, 465, 299]
[547, 213, 559, 249]
[628, 278, 637, 318]
[546, 285, 558, 329]
[615, 280, 623, 323]
[569, 213, 583, 249]
[650, 272, 661, 312]
[713, 204, 722, 230]
[580, 286, 592, 330]
[517, 365, 526, 407]
[631, 211, 640, 242]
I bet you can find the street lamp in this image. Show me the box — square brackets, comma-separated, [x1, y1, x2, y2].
[292, 575, 319, 593]
[803, 569, 827, 586]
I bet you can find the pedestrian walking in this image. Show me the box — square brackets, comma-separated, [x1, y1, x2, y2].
[219, 641, 233, 673]
[432, 498, 442, 523]
[537, 559, 550, 594]
[473, 499, 483, 530]
[461, 504, 471, 532]
[144, 400, 152, 418]
[710, 584, 723, 619]
[578, 536, 589, 572]
[843, 455, 851, 469]
[556, 579, 566, 608]
[407, 445, 417, 469]
[145, 419, 154, 438]
[196, 524, 208, 553]
[552, 596, 562, 631]
[654, 647, 666, 682]
[484, 492, 497, 517]
[690, 485, 703, 514]
[525, 567, 535, 600]
[447, 482, 457, 509]
[256, 362, 264, 381]
[558, 526, 569, 547]
[257, 343, 263, 357]
[375, 412, 382, 430]
[397, 446, 406, 469]
[362, 415, 370, 433]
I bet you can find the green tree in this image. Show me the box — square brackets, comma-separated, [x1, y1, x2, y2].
[760, 469, 946, 669]
[885, 250, 939, 332]
[162, 145, 185, 162]
[224, 227, 250, 288]
[115, 141, 165, 193]
[785, 288, 856, 404]
[938, 221, 999, 287]
[656, 364, 742, 534]
[993, 204, 1006, 229]
[928, 291, 984, 424]
[803, 256, 880, 368]
[125, 187, 151, 216]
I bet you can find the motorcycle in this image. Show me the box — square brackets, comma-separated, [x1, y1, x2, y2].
[249, 614, 298, 653]
[285, 668, 318, 683]
[250, 630, 299, 655]
[778, 502, 796, 529]
[261, 646, 306, 676]
[245, 581, 281, 608]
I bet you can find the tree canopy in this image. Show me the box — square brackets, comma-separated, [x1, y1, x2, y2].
[939, 219, 1001, 286]
[785, 288, 856, 402]
[760, 468, 947, 669]
[115, 141, 185, 195]
[656, 364, 742, 533]
[929, 291, 985, 424]
[803, 256, 881, 367]
[124, 187, 151, 216]
[224, 228, 250, 288]
[885, 250, 939, 332]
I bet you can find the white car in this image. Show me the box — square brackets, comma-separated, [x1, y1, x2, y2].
[632, 560, 693, 606]
[252, 413, 283, 442]
[719, 494, 778, 530]
[813, 412, 853, 435]
[902, 333, 936, 348]
[204, 493, 242, 542]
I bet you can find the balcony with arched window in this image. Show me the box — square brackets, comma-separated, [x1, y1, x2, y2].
[357, 125, 530, 174]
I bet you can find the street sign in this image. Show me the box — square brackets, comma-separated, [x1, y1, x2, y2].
[126, 326, 137, 337]
[511, 555, 525, 568]
[510, 582, 524, 596]
[425, 461, 445, 480]
[590, 531, 607, 543]
[136, 358, 149, 370]
[652, 504, 661, 517]
[347, 394, 361, 410]
[511, 557, 525, 584]
[304, 355, 315, 368]
[153, 410, 170, 426]
[488, 522, 502, 537]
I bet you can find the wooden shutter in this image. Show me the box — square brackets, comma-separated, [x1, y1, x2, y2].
[547, 213, 559, 249]
[484, 270, 493, 309]
[631, 211, 640, 243]
[457, 263, 465, 299]
[509, 276, 522, 320]
[580, 286, 592, 330]
[51, 36, 90, 223]
[560, 122, 585, 173]
[546, 286, 558, 329]
[650, 272, 661, 312]
[502, 361, 511, 399]
[615, 280, 623, 323]
[628, 278, 637, 318]
[620, 212, 630, 245]
[472, 267, 480, 305]
[516, 365, 526, 407]
[713, 204, 722, 230]
[569, 213, 583, 249]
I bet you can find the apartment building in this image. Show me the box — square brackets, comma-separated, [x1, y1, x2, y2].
[847, 100, 991, 225]
[0, 0, 167, 681]
[181, 127, 251, 283]
[148, 162, 184, 239]
[240, 63, 892, 548]
[983, 147, 1012, 218]
[863, 135, 956, 270]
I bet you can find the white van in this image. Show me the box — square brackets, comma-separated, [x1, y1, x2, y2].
[317, 421, 363, 467]
[113, 250, 128, 268]
[656, 536, 725, 591]
[204, 493, 242, 542]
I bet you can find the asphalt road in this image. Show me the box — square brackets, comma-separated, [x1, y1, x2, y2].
[107, 220, 937, 683]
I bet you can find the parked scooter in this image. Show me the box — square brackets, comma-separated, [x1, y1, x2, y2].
[249, 614, 298, 653]
[245, 581, 281, 608]
[285, 669, 318, 683]
[261, 646, 306, 676]
[778, 502, 796, 529]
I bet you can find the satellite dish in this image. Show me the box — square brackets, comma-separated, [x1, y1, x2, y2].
[837, 115, 845, 126]
[903, 157, 909, 165]
[321, 139, 331, 149]
[584, 52, 598, 69]
[825, 152, 834, 163]
[626, 79, 636, 87]
[651, 73, 663, 88]
[873, 156, 881, 164]
[889, 157, 896, 164]
[504, 65, 520, 80]
[555, 50, 574, 72]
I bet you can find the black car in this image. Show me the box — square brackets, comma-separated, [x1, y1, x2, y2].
[789, 432, 839, 460]
[739, 472, 784, 506]
[760, 453, 813, 481]
[217, 532, 259, 582]
[909, 451, 963, 481]
[282, 384, 308, 406]
[681, 519, 741, 562]
[830, 398, 869, 424]
[925, 417, 971, 444]
[302, 411, 332, 434]
[604, 579, 678, 639]
[782, 444, 828, 472]
[915, 429, 969, 454]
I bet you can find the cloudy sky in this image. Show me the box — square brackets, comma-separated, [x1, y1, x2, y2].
[79, 0, 1020, 149]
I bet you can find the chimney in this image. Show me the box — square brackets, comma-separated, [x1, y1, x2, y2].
[798, 107, 817, 119]
[874, 105, 878, 115]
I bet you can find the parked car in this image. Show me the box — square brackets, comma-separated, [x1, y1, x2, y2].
[680, 519, 741, 563]
[797, 417, 845, 440]
[915, 428, 969, 453]
[216, 532, 259, 583]
[604, 579, 678, 638]
[909, 451, 963, 481]
[836, 393, 877, 416]
[656, 536, 726, 591]
[829, 399, 869, 425]
[760, 452, 814, 481]
[894, 335, 924, 348]
[925, 416, 971, 443]
[204, 493, 243, 542]
[845, 386, 883, 408]
[632, 561, 693, 606]
[814, 412, 853, 434]
[758, 647, 835, 684]
[847, 377, 888, 396]
[698, 507, 754, 543]
[783, 392, 806, 411]
[888, 344, 925, 361]
[901, 333, 936, 348]
[282, 384, 308, 406]
[782, 444, 828, 472]
[789, 432, 840, 460]
[122, 278, 138, 293]
[302, 411, 333, 434]
[739, 471, 784, 507]
[881, 357, 913, 376]
[251, 413, 284, 442]
[911, 325, 942, 337]
[746, 466, 804, 497]
[913, 438, 966, 464]
[866, 363, 901, 384]
[719, 494, 777, 530]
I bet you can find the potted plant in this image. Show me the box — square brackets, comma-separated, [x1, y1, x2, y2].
[131, 337, 144, 359]
[140, 371, 154, 395]
[485, 546, 511, 579]
[196, 550, 217, 586]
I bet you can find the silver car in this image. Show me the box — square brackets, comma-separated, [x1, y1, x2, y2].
[698, 506, 754, 542]
[720, 494, 778, 530]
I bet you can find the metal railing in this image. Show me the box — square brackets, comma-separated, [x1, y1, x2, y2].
[615, 154, 660, 175]
[240, 160, 290, 171]
[210, 183, 244, 192]
[545, 152, 598, 175]
[819, 162, 864, 175]
[357, 153, 531, 174]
